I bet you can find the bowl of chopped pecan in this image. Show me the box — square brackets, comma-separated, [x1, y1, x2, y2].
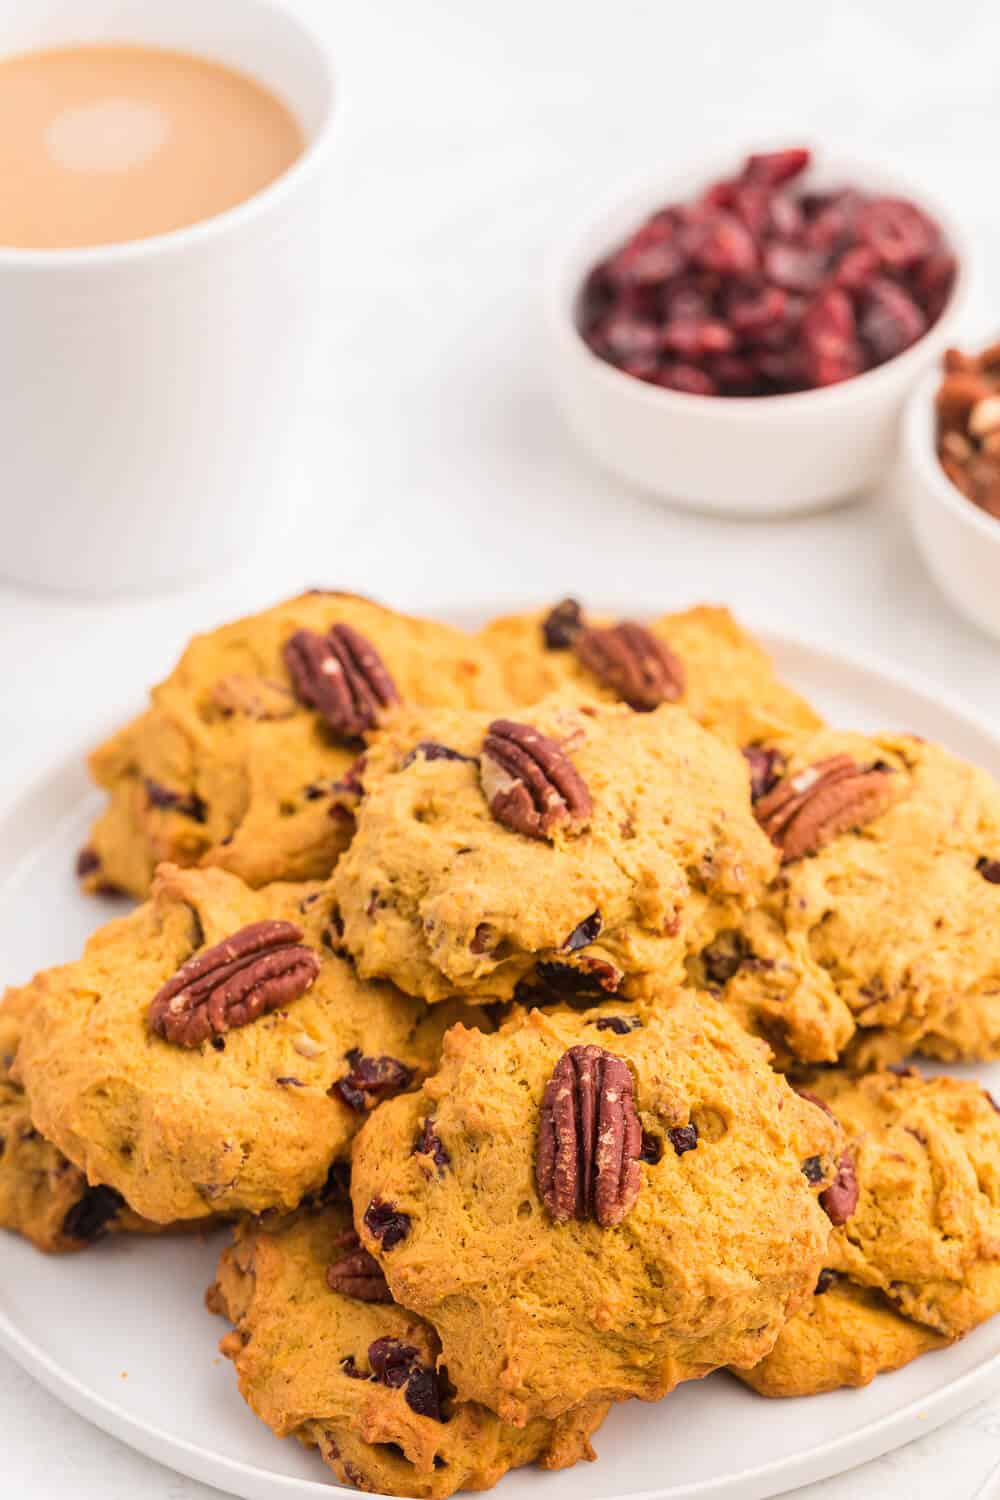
[548, 144, 973, 517]
[906, 345, 1000, 641]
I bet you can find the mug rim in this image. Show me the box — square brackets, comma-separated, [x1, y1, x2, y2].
[0, 0, 336, 270]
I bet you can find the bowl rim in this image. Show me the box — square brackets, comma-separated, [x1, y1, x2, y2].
[905, 361, 1000, 547]
[546, 143, 976, 417]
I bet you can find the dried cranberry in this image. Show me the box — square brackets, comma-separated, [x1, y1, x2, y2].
[744, 148, 810, 187]
[977, 858, 1000, 884]
[144, 779, 207, 822]
[563, 910, 602, 952]
[364, 1198, 411, 1251]
[655, 363, 716, 396]
[639, 1130, 663, 1164]
[404, 1365, 447, 1422]
[401, 742, 476, 769]
[860, 278, 926, 363]
[368, 1336, 419, 1388]
[413, 1117, 450, 1172]
[801, 1155, 825, 1185]
[61, 1185, 124, 1243]
[542, 598, 584, 649]
[330, 1051, 413, 1113]
[742, 745, 785, 802]
[75, 847, 101, 879]
[668, 1123, 699, 1156]
[594, 1015, 641, 1035]
[764, 243, 827, 294]
[700, 932, 748, 986]
[814, 1268, 836, 1296]
[857, 197, 935, 268]
[534, 957, 622, 996]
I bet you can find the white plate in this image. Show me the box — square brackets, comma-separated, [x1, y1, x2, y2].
[2, 623, 1000, 1500]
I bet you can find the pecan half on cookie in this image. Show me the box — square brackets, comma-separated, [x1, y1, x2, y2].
[283, 624, 400, 739]
[480, 719, 592, 840]
[148, 920, 320, 1047]
[754, 755, 894, 862]
[574, 621, 684, 710]
[536, 1043, 642, 1227]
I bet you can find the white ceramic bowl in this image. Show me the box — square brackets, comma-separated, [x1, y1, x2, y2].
[548, 148, 975, 518]
[905, 363, 1000, 640]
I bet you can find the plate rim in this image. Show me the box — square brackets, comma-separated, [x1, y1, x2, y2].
[2, 613, 1000, 1500]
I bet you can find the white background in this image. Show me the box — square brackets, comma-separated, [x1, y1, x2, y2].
[3, 1, 1000, 1495]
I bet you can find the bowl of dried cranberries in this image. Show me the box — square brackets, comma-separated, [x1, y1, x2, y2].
[550, 145, 972, 516]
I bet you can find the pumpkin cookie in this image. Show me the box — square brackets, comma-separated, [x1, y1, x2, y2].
[0, 984, 157, 1252]
[208, 1203, 609, 1498]
[13, 863, 481, 1224]
[479, 602, 821, 746]
[332, 695, 778, 1005]
[350, 996, 842, 1426]
[736, 1068, 1000, 1396]
[81, 592, 507, 898]
[689, 729, 1000, 1066]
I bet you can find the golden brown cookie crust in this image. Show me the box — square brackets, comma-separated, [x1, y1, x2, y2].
[735, 1067, 1000, 1397]
[0, 984, 156, 1252]
[83, 593, 508, 898]
[14, 864, 482, 1223]
[735, 1278, 948, 1397]
[695, 730, 1000, 1066]
[478, 603, 822, 746]
[333, 695, 778, 1005]
[351, 996, 841, 1426]
[209, 1205, 608, 1498]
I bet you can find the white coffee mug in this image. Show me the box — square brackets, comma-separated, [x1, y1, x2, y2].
[0, 0, 334, 594]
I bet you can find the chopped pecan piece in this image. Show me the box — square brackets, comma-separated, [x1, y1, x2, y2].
[754, 755, 894, 862]
[820, 1150, 859, 1225]
[480, 719, 592, 840]
[327, 1229, 392, 1303]
[574, 621, 684, 709]
[329, 1050, 413, 1112]
[794, 1086, 838, 1123]
[211, 675, 296, 719]
[283, 624, 399, 739]
[536, 1044, 642, 1228]
[148, 920, 320, 1047]
[542, 597, 584, 649]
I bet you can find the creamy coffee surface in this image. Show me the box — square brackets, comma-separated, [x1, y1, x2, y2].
[0, 44, 305, 248]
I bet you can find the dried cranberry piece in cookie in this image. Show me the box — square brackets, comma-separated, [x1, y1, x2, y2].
[364, 1198, 411, 1250]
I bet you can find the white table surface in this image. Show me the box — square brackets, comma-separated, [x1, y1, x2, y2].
[2, 1, 1000, 1495]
